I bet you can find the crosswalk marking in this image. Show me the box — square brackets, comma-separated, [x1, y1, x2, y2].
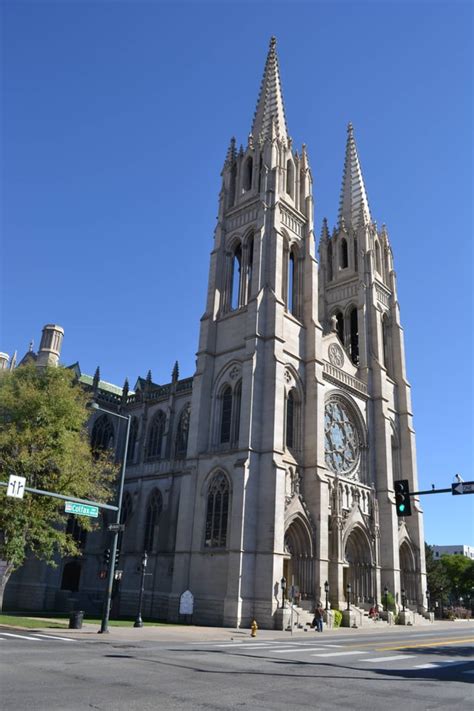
[32, 633, 76, 642]
[311, 650, 367, 657]
[274, 647, 326, 654]
[0, 632, 42, 641]
[362, 655, 415, 663]
[414, 660, 471, 670]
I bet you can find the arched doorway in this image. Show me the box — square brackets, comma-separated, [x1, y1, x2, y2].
[284, 517, 314, 601]
[400, 541, 417, 605]
[344, 527, 374, 605]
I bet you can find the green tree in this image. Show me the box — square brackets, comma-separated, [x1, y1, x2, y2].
[425, 543, 450, 605]
[0, 364, 115, 609]
[439, 554, 474, 603]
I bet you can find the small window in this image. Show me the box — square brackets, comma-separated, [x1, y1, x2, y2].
[340, 238, 348, 269]
[286, 391, 295, 449]
[205, 472, 230, 548]
[286, 159, 294, 197]
[61, 561, 81, 592]
[375, 240, 382, 274]
[247, 236, 254, 300]
[354, 238, 358, 271]
[335, 311, 344, 344]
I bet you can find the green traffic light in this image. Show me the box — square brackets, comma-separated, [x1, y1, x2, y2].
[399, 504, 405, 512]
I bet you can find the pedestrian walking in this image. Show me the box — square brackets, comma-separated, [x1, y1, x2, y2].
[313, 602, 324, 632]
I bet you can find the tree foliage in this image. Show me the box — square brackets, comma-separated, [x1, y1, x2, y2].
[0, 365, 115, 580]
[425, 543, 474, 605]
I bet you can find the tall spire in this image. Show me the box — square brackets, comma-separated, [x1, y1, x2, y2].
[251, 37, 289, 144]
[338, 123, 372, 229]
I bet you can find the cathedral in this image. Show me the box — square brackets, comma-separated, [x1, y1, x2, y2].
[5, 38, 427, 628]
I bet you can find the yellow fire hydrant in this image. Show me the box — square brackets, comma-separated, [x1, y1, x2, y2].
[250, 620, 258, 637]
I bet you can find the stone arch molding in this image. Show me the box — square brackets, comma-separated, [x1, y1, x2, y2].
[342, 521, 375, 567]
[284, 510, 315, 558]
[283, 363, 304, 400]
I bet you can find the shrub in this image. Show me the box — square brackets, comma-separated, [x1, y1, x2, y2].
[332, 609, 342, 628]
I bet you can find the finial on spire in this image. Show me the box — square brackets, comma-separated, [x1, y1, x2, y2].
[320, 217, 330, 242]
[121, 377, 129, 404]
[93, 366, 100, 392]
[28, 340, 34, 352]
[172, 360, 179, 383]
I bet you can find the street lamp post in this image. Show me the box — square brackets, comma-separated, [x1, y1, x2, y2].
[346, 582, 351, 611]
[134, 551, 148, 628]
[324, 580, 329, 611]
[91, 404, 131, 634]
[401, 588, 406, 612]
[281, 577, 287, 608]
[440, 587, 444, 620]
[426, 589, 430, 611]
[384, 585, 389, 613]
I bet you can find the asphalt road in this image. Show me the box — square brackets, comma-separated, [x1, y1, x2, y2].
[1, 624, 473, 710]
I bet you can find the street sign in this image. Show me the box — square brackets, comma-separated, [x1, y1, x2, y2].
[65, 501, 99, 517]
[108, 523, 125, 533]
[452, 481, 474, 495]
[7, 474, 26, 499]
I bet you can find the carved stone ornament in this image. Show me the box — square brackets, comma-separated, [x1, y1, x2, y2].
[229, 365, 240, 380]
[284, 368, 292, 384]
[328, 342, 344, 368]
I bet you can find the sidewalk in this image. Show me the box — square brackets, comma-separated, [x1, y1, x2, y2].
[2, 617, 471, 643]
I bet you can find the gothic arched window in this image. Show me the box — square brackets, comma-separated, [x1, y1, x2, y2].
[146, 410, 166, 460]
[91, 415, 114, 452]
[205, 472, 230, 548]
[349, 307, 359, 365]
[118, 491, 133, 550]
[243, 156, 253, 192]
[232, 380, 242, 445]
[126, 417, 139, 463]
[231, 243, 242, 311]
[175, 404, 190, 457]
[143, 489, 163, 552]
[340, 238, 348, 269]
[220, 386, 233, 444]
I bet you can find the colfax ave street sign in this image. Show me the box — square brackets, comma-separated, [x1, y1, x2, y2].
[451, 481, 474, 495]
[65, 501, 99, 517]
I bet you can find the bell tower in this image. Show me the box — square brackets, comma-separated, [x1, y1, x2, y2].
[318, 124, 427, 610]
[171, 37, 319, 628]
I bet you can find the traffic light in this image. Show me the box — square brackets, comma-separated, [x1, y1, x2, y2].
[394, 479, 412, 517]
[103, 548, 111, 566]
[114, 549, 121, 568]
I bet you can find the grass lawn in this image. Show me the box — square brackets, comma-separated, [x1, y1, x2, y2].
[0, 613, 171, 628]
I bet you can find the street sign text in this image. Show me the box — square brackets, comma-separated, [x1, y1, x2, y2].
[65, 501, 99, 517]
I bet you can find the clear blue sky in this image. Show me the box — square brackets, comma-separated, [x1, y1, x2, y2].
[2, 1, 473, 545]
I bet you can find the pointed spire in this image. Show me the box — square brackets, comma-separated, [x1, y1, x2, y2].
[122, 377, 129, 401]
[172, 360, 179, 383]
[338, 123, 372, 230]
[251, 36, 289, 144]
[93, 366, 100, 392]
[225, 136, 236, 166]
[320, 217, 330, 242]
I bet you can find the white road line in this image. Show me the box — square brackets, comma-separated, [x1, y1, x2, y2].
[0, 633, 42, 641]
[311, 650, 367, 657]
[273, 647, 326, 654]
[362, 655, 415, 663]
[414, 660, 470, 670]
[215, 643, 276, 648]
[325, 644, 343, 648]
[32, 634, 76, 642]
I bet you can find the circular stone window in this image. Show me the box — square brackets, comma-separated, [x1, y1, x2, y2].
[324, 399, 360, 477]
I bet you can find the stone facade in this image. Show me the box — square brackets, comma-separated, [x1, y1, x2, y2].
[5, 38, 427, 628]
